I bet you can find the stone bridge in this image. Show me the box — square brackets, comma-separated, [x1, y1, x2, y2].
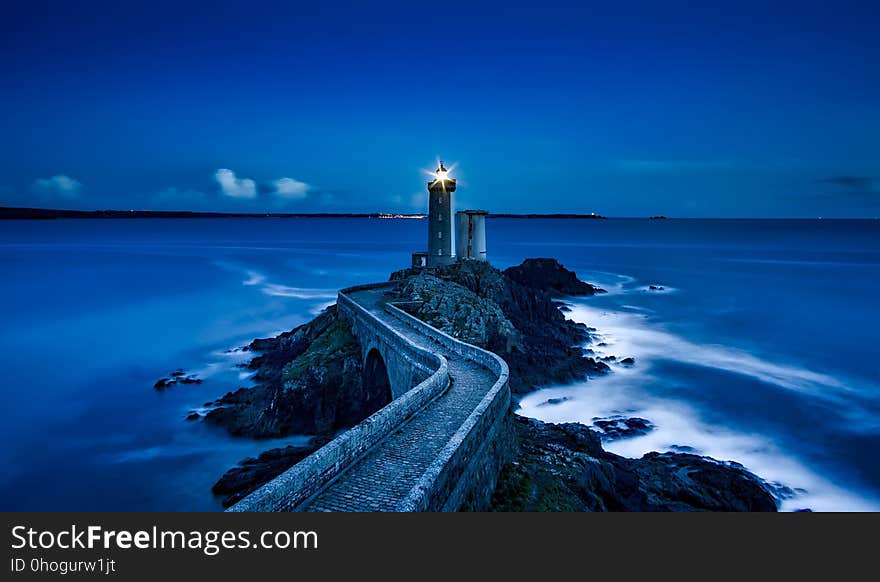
[228, 282, 512, 512]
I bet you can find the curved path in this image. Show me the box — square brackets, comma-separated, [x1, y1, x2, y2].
[299, 287, 499, 511]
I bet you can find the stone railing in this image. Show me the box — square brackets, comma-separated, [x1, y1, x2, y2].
[227, 283, 449, 512]
[383, 303, 511, 511]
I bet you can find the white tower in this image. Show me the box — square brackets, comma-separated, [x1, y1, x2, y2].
[455, 210, 488, 261]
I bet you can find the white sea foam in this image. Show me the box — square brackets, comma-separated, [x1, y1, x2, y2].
[519, 378, 879, 511]
[570, 302, 845, 395]
[242, 270, 266, 286]
[214, 261, 337, 300]
[584, 271, 636, 296]
[309, 299, 336, 315]
[518, 299, 880, 511]
[261, 283, 336, 300]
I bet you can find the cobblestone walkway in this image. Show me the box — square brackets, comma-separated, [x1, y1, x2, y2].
[299, 288, 497, 512]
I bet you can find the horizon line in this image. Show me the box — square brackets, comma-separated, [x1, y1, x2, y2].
[0, 205, 876, 221]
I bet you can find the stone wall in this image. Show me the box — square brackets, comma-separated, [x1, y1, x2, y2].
[384, 303, 512, 512]
[227, 284, 449, 512]
[338, 283, 438, 398]
[228, 282, 513, 512]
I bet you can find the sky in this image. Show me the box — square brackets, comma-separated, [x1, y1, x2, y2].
[1, 0, 879, 217]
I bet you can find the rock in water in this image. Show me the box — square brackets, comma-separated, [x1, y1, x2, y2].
[153, 378, 173, 390]
[626, 452, 778, 512]
[502, 258, 605, 296]
[490, 416, 777, 512]
[591, 416, 653, 440]
[212, 444, 317, 507]
[153, 369, 202, 390]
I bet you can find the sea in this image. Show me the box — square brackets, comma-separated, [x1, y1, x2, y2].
[0, 217, 877, 511]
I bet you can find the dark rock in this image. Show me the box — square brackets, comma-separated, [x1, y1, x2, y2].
[502, 258, 605, 296]
[203, 305, 388, 439]
[185, 412, 200, 421]
[536, 397, 571, 407]
[648, 285, 665, 291]
[624, 452, 778, 512]
[153, 378, 173, 390]
[212, 444, 318, 507]
[153, 369, 202, 390]
[490, 416, 777, 512]
[591, 416, 654, 440]
[388, 260, 609, 394]
[620, 357, 635, 365]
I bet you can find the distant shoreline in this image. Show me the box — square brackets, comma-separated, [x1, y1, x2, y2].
[0, 207, 606, 220]
[1, 206, 874, 220]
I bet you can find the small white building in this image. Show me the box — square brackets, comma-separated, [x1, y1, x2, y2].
[455, 210, 488, 262]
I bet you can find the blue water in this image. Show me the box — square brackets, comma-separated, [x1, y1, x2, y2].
[0, 218, 878, 511]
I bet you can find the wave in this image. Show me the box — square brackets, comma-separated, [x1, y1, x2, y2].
[212, 260, 338, 301]
[242, 270, 266, 286]
[570, 303, 845, 395]
[518, 378, 879, 511]
[517, 299, 880, 511]
[261, 283, 336, 300]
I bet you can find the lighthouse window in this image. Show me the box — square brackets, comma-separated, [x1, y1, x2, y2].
[438, 231, 442, 239]
[437, 213, 442, 221]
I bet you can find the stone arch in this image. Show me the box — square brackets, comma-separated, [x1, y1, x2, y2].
[362, 348, 393, 408]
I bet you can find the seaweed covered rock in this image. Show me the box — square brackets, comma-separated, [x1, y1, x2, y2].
[393, 272, 520, 351]
[204, 305, 388, 438]
[490, 417, 777, 512]
[390, 259, 608, 393]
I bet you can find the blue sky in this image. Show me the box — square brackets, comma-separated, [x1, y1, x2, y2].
[1, 0, 878, 217]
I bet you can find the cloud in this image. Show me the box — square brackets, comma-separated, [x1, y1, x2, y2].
[815, 176, 875, 190]
[31, 174, 82, 198]
[273, 177, 310, 199]
[215, 168, 256, 198]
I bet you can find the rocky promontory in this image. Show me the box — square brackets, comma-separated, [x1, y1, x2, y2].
[201, 258, 776, 512]
[503, 257, 605, 297]
[389, 259, 609, 394]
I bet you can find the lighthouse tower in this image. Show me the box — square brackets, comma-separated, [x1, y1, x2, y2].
[426, 162, 456, 267]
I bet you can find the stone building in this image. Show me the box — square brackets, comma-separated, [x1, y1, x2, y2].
[412, 161, 489, 268]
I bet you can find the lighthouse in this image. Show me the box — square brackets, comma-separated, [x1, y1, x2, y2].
[426, 162, 456, 267]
